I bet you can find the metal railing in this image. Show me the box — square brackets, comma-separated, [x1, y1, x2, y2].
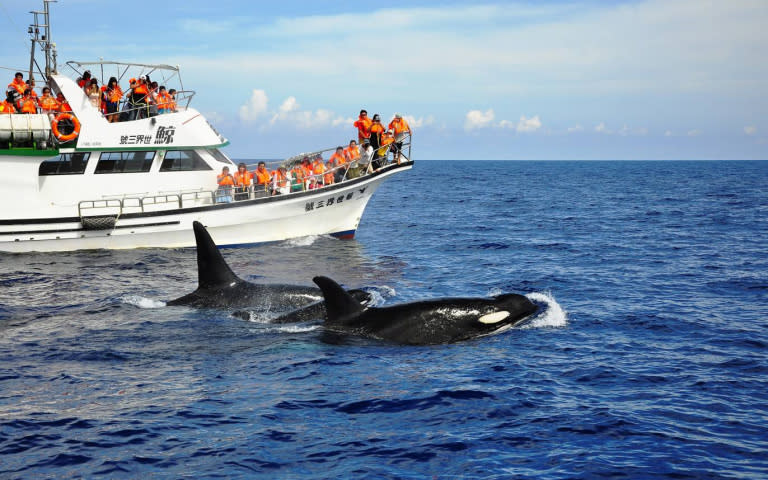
[74, 135, 412, 219]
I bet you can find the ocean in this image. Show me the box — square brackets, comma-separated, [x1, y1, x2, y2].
[1, 160, 767, 479]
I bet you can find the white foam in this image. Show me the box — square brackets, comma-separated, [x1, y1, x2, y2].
[281, 235, 322, 247]
[522, 291, 568, 328]
[121, 295, 166, 309]
[249, 324, 320, 334]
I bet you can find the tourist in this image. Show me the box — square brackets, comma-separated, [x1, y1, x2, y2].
[105, 77, 122, 123]
[388, 113, 412, 163]
[216, 166, 235, 203]
[353, 109, 371, 144]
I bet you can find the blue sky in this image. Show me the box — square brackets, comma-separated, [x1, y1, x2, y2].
[0, 0, 766, 159]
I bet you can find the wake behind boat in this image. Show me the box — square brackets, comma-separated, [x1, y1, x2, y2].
[0, 3, 412, 253]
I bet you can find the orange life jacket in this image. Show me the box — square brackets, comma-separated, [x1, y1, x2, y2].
[0, 101, 15, 114]
[344, 146, 360, 161]
[272, 170, 289, 187]
[312, 161, 325, 175]
[388, 117, 410, 135]
[217, 173, 234, 186]
[8, 79, 25, 95]
[156, 92, 172, 111]
[254, 168, 271, 185]
[38, 94, 59, 113]
[353, 115, 372, 139]
[234, 170, 252, 187]
[369, 122, 385, 135]
[107, 85, 123, 103]
[59, 100, 72, 113]
[18, 96, 37, 114]
[329, 152, 346, 166]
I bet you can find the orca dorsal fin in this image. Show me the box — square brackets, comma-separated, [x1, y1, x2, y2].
[192, 221, 241, 289]
[313, 276, 365, 323]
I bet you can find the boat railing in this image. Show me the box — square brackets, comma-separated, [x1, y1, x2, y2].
[73, 134, 412, 221]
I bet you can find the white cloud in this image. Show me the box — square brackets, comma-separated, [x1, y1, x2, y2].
[595, 122, 611, 134]
[279, 97, 299, 113]
[238, 89, 355, 130]
[744, 126, 757, 135]
[517, 115, 542, 133]
[687, 129, 701, 137]
[403, 115, 434, 128]
[665, 130, 673, 137]
[239, 89, 269, 122]
[567, 125, 584, 133]
[465, 109, 495, 130]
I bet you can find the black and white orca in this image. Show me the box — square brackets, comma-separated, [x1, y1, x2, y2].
[167, 222, 370, 315]
[313, 276, 538, 345]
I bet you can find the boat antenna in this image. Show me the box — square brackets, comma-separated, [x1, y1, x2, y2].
[28, 0, 57, 84]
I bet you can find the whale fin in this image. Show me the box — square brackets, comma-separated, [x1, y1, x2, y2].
[192, 221, 241, 289]
[313, 276, 365, 324]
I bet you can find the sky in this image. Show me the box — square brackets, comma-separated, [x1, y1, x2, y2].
[0, 0, 766, 160]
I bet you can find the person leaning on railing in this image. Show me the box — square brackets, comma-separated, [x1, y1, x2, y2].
[388, 113, 411, 164]
[0, 90, 17, 114]
[234, 163, 253, 200]
[216, 166, 235, 203]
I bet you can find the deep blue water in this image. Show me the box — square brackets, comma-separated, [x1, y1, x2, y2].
[1, 160, 767, 479]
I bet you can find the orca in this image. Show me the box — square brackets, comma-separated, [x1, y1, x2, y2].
[313, 276, 538, 345]
[167, 222, 371, 315]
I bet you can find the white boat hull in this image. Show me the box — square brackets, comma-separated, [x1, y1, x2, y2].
[0, 163, 411, 252]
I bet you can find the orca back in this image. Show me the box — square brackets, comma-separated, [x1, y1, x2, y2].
[313, 276, 366, 323]
[192, 221, 241, 289]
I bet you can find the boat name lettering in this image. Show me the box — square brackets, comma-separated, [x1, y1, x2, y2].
[305, 192, 355, 212]
[118, 126, 176, 146]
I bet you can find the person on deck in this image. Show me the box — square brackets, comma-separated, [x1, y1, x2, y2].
[328, 146, 347, 183]
[216, 166, 235, 203]
[312, 156, 327, 186]
[368, 114, 385, 168]
[8, 72, 25, 96]
[344, 140, 360, 163]
[253, 161, 272, 194]
[167, 89, 178, 113]
[38, 87, 59, 116]
[272, 166, 291, 195]
[378, 131, 395, 163]
[291, 164, 306, 192]
[360, 139, 374, 174]
[234, 162, 253, 200]
[155, 86, 172, 114]
[105, 77, 122, 123]
[353, 109, 372, 144]
[57, 92, 72, 113]
[77, 70, 92, 89]
[0, 91, 17, 114]
[17, 88, 38, 114]
[388, 113, 412, 163]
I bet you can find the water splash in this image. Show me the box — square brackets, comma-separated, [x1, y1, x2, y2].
[522, 291, 568, 328]
[121, 295, 166, 309]
[281, 235, 322, 248]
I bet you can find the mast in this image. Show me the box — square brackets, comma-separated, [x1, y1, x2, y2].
[27, 1, 58, 84]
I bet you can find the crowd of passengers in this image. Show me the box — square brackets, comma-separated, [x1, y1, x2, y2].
[215, 109, 412, 202]
[0, 70, 177, 121]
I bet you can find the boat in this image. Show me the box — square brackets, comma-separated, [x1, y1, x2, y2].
[0, 2, 412, 253]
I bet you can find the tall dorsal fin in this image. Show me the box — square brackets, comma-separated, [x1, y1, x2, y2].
[192, 221, 240, 289]
[313, 276, 365, 323]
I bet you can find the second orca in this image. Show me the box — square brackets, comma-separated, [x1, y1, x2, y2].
[313, 276, 538, 345]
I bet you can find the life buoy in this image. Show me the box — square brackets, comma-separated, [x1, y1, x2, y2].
[51, 113, 81, 142]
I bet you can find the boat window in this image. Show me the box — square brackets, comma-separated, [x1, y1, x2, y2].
[95, 151, 155, 174]
[206, 148, 233, 165]
[160, 150, 212, 172]
[39, 152, 90, 176]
